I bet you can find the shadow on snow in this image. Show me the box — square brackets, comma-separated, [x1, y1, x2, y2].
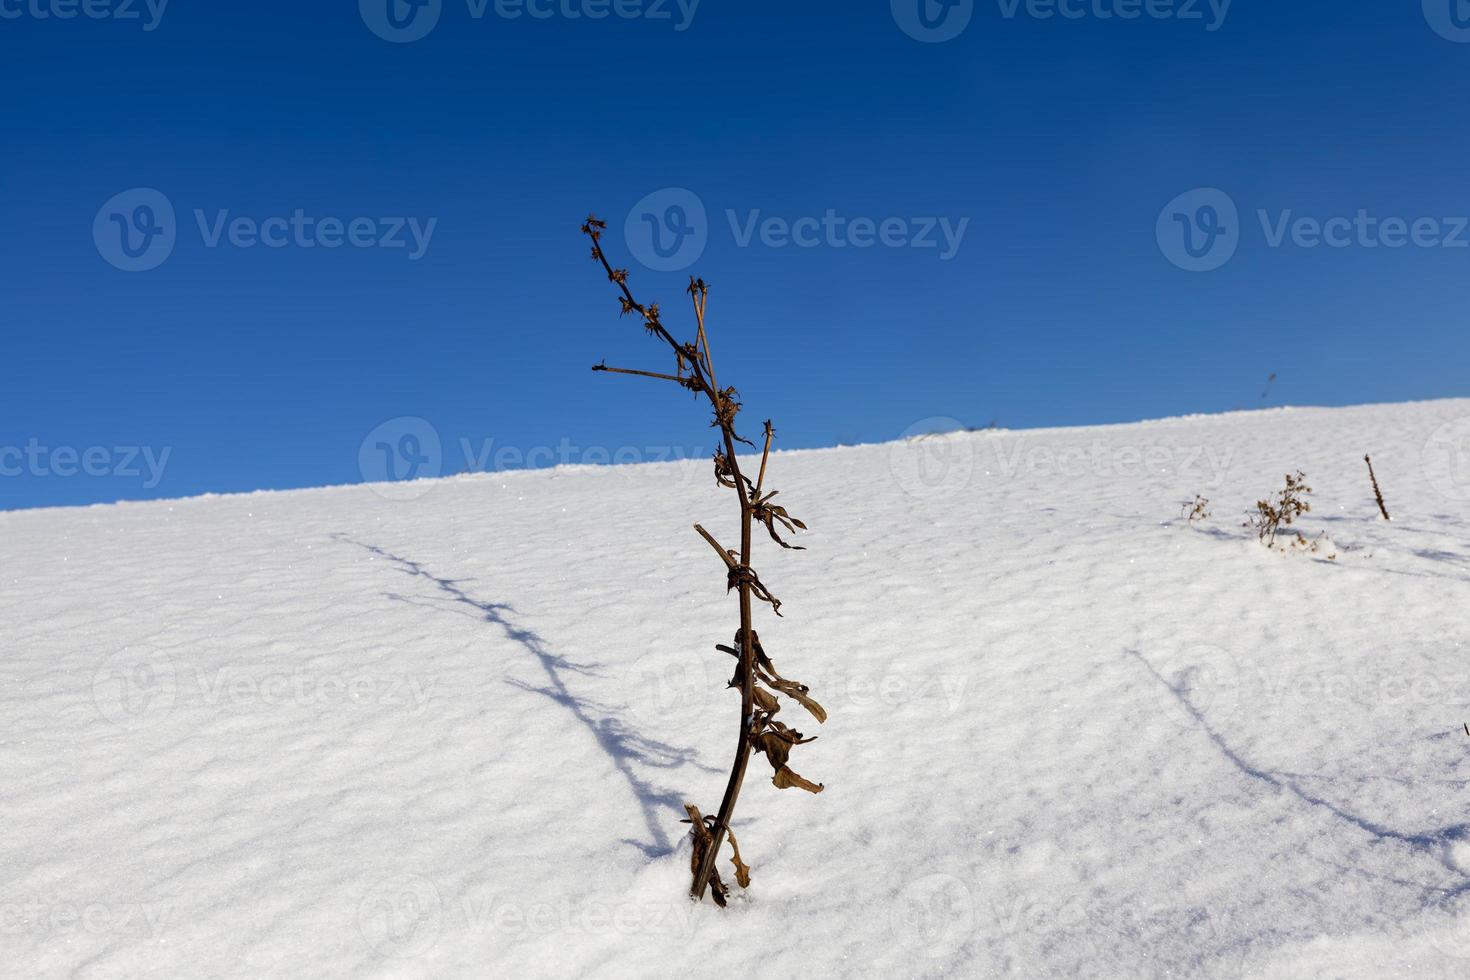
[332, 533, 713, 859]
[1128, 647, 1470, 904]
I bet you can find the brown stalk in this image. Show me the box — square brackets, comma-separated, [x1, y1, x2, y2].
[693, 523, 738, 569]
[591, 362, 692, 386]
[580, 216, 821, 905]
[1365, 454, 1391, 521]
[691, 278, 719, 394]
[755, 420, 774, 493]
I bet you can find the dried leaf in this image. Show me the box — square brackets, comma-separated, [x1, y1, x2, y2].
[752, 721, 817, 777]
[752, 685, 780, 715]
[752, 634, 826, 724]
[684, 804, 730, 905]
[761, 673, 827, 724]
[772, 766, 824, 793]
[753, 730, 791, 770]
[766, 719, 817, 745]
[751, 490, 807, 550]
[710, 874, 729, 906]
[726, 828, 751, 889]
[726, 565, 783, 616]
[712, 452, 751, 491]
[717, 631, 827, 724]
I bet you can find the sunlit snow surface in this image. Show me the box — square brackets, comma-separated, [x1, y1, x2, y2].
[5, 400, 1470, 978]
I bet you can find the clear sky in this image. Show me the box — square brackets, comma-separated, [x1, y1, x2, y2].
[3, 1, 1468, 509]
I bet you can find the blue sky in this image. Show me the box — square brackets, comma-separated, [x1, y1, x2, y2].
[3, 1, 1468, 509]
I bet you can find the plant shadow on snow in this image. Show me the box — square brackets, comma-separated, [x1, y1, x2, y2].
[1128, 648, 1470, 907]
[331, 534, 716, 859]
[1186, 512, 1470, 583]
[1410, 547, 1470, 568]
[1182, 525, 1240, 543]
[1320, 514, 1470, 585]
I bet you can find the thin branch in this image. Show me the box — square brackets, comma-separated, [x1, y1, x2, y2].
[689, 278, 719, 398]
[1365, 454, 1391, 521]
[693, 524, 737, 570]
[592, 362, 697, 387]
[585, 223, 709, 402]
[755, 421, 774, 493]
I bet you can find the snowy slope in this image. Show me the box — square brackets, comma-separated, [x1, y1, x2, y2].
[5, 400, 1470, 979]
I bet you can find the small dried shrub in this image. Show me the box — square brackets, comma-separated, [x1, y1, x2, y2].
[1180, 495, 1211, 523]
[1246, 471, 1312, 549]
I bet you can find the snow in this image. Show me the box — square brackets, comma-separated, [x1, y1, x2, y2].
[4, 398, 1470, 978]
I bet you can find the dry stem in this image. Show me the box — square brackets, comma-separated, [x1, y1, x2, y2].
[581, 216, 817, 905]
[1365, 454, 1391, 521]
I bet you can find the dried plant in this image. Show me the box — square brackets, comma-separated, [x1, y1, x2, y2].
[580, 216, 825, 906]
[1365, 454, 1391, 521]
[1246, 471, 1313, 549]
[1180, 495, 1211, 523]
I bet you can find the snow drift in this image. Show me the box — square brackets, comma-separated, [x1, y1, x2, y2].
[5, 399, 1470, 978]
